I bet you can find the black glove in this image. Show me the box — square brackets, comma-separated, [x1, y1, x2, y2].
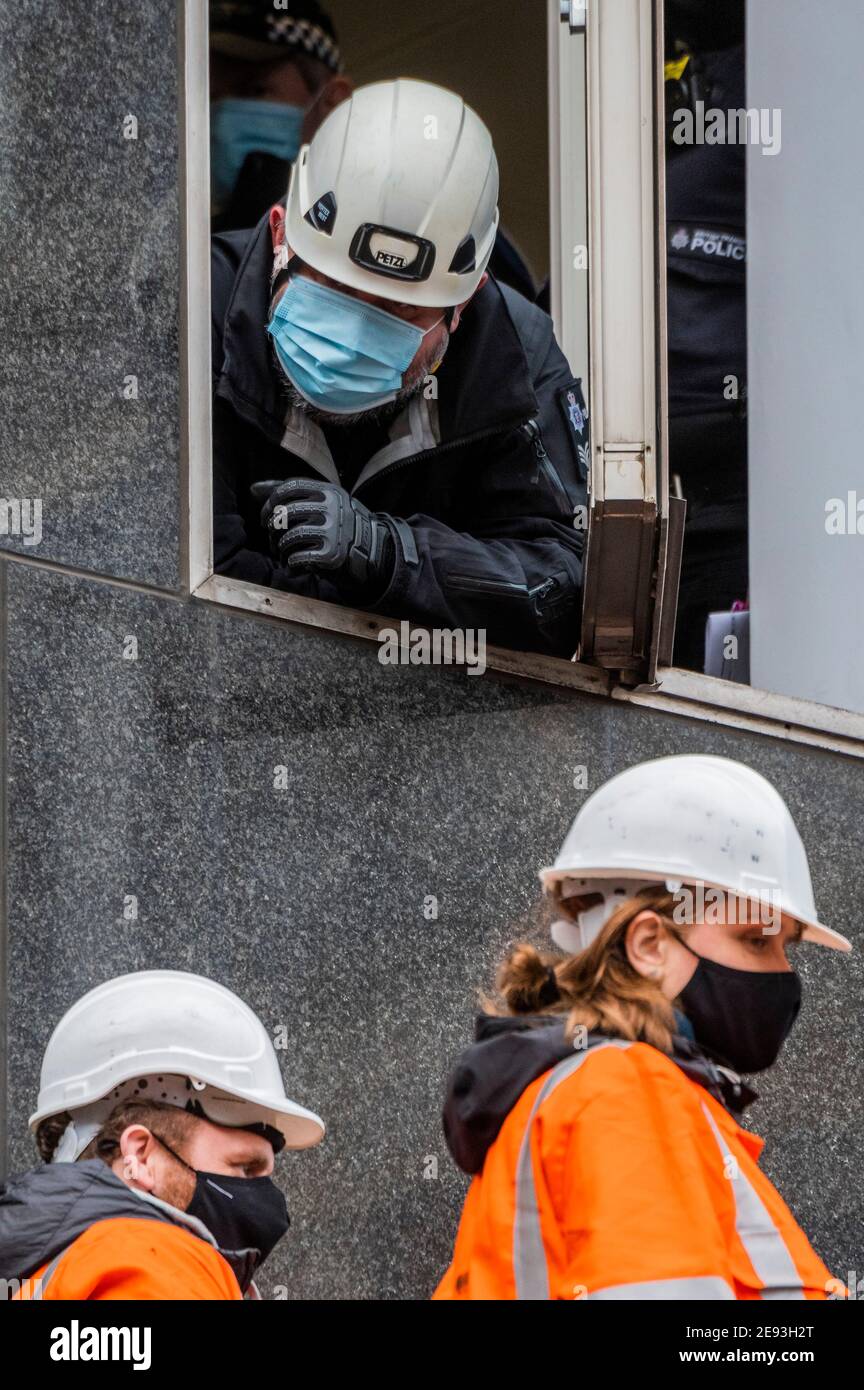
[251, 478, 396, 601]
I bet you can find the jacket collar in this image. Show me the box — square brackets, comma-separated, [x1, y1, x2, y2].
[443, 1013, 759, 1177]
[473, 1013, 758, 1114]
[666, 1030, 759, 1113]
[215, 214, 538, 476]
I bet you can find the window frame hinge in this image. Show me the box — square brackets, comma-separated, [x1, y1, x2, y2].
[560, 0, 587, 32]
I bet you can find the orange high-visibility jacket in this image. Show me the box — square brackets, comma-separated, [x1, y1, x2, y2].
[434, 1038, 834, 1300]
[14, 1218, 242, 1301]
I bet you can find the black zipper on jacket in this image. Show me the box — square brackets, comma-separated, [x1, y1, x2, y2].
[446, 573, 560, 602]
[530, 577, 557, 602]
[446, 573, 527, 596]
[523, 417, 573, 513]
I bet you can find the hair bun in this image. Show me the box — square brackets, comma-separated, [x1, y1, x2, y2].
[497, 945, 561, 1013]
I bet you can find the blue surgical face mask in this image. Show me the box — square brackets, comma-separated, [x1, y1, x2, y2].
[211, 98, 304, 206]
[267, 275, 443, 416]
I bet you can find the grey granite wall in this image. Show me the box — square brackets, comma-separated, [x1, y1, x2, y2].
[0, 1, 180, 586]
[2, 560, 861, 1298]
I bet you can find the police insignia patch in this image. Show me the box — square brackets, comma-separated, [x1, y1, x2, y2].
[557, 379, 590, 479]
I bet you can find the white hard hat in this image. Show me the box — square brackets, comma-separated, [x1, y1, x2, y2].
[285, 78, 499, 308]
[30, 970, 325, 1160]
[539, 755, 851, 955]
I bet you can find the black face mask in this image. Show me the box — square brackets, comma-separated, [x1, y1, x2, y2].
[155, 1136, 290, 1290]
[678, 945, 802, 1075]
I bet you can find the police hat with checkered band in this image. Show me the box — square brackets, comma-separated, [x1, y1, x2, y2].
[209, 0, 342, 72]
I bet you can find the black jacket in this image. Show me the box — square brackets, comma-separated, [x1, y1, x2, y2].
[212, 217, 589, 657]
[665, 42, 747, 420]
[442, 1014, 757, 1176]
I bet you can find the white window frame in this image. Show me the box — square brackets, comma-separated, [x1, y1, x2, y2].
[182, 0, 864, 760]
[182, 0, 605, 702]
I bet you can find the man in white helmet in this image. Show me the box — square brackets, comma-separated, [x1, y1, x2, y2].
[212, 78, 588, 657]
[0, 971, 323, 1300]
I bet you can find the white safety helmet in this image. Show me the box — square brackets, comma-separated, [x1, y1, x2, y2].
[284, 78, 499, 307]
[539, 755, 851, 955]
[30, 970, 325, 1162]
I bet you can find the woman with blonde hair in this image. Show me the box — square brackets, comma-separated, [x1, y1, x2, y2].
[434, 755, 850, 1301]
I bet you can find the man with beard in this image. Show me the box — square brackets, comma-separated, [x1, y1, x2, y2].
[1, 971, 323, 1300]
[211, 78, 588, 658]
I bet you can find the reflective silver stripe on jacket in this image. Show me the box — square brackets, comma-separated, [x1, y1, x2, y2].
[511, 1037, 772, 1302]
[700, 1103, 806, 1301]
[513, 1039, 633, 1300]
[31, 1246, 70, 1300]
[587, 1275, 734, 1300]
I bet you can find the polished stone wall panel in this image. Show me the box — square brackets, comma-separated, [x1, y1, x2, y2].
[0, 2, 180, 586]
[3, 562, 861, 1298]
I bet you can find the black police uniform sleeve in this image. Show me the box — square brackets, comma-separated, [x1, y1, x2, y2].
[371, 318, 587, 658]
